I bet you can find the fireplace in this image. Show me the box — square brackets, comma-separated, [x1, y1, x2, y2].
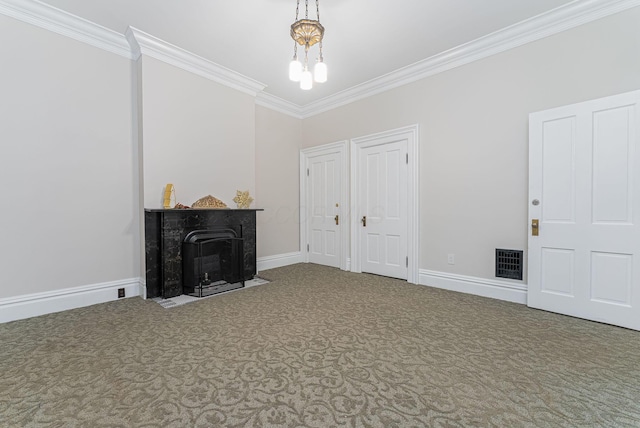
[182, 228, 244, 297]
[145, 208, 262, 299]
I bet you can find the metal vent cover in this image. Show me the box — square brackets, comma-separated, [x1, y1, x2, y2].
[495, 249, 523, 280]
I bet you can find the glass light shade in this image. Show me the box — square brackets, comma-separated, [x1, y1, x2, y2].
[289, 59, 302, 82]
[314, 61, 327, 83]
[300, 69, 313, 90]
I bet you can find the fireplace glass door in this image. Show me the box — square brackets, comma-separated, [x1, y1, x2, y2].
[182, 229, 244, 297]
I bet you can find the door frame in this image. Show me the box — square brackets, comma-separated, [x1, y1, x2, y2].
[350, 125, 419, 284]
[299, 141, 350, 270]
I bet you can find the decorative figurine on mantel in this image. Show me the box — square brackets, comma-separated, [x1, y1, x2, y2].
[163, 184, 176, 209]
[162, 184, 190, 208]
[233, 190, 254, 209]
[192, 195, 228, 209]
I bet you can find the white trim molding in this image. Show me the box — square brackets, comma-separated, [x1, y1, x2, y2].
[296, 0, 640, 118]
[138, 279, 147, 300]
[419, 270, 527, 304]
[0, 0, 133, 59]
[125, 27, 266, 97]
[0, 277, 142, 323]
[256, 92, 304, 119]
[3, 0, 638, 118]
[257, 251, 304, 272]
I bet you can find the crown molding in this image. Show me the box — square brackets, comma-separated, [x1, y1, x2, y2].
[126, 27, 266, 97]
[296, 0, 640, 118]
[0, 1, 266, 97]
[255, 92, 303, 119]
[2, 0, 638, 116]
[0, 0, 132, 59]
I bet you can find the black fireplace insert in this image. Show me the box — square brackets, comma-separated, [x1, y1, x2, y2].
[182, 228, 245, 297]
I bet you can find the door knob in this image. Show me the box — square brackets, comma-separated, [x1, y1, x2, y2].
[531, 219, 539, 236]
[361, 216, 367, 227]
[334, 215, 339, 225]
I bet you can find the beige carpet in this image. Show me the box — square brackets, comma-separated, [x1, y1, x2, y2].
[1, 263, 639, 427]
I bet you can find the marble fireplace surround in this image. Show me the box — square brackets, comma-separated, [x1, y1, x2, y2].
[145, 208, 262, 299]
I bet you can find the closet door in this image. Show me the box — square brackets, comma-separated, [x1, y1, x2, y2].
[528, 90, 640, 330]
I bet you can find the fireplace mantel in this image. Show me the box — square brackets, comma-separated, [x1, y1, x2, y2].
[144, 208, 263, 298]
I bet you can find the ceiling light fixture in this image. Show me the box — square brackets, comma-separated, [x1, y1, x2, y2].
[289, 0, 326, 90]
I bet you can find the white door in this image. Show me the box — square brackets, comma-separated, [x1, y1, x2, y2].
[307, 151, 342, 268]
[528, 90, 640, 330]
[357, 139, 408, 279]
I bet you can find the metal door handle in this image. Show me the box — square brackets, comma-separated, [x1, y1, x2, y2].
[361, 216, 367, 227]
[532, 219, 539, 236]
[334, 215, 339, 226]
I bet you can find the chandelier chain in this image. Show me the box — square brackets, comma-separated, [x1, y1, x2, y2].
[316, 0, 322, 61]
[289, 0, 326, 88]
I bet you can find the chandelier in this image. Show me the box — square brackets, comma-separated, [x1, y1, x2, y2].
[288, 0, 327, 90]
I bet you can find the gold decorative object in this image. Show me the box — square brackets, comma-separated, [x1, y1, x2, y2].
[192, 195, 228, 209]
[233, 190, 254, 209]
[288, 0, 327, 89]
[163, 184, 176, 209]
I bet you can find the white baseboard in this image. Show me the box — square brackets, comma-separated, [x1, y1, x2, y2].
[138, 280, 147, 300]
[419, 269, 527, 304]
[0, 278, 142, 323]
[257, 251, 304, 272]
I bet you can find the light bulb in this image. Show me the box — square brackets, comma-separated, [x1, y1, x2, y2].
[314, 61, 327, 83]
[289, 59, 302, 82]
[300, 68, 313, 90]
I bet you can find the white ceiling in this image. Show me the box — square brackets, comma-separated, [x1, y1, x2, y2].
[32, 0, 578, 107]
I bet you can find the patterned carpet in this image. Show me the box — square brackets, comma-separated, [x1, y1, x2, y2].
[1, 263, 640, 427]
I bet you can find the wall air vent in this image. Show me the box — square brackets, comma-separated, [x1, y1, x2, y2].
[495, 249, 523, 280]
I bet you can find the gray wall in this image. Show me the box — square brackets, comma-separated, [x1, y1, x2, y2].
[255, 106, 302, 258]
[139, 56, 256, 209]
[1, 6, 638, 304]
[0, 15, 137, 299]
[301, 8, 640, 281]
